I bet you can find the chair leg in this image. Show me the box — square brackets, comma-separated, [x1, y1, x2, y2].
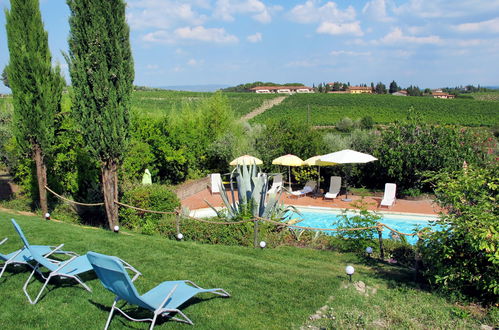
[23, 267, 52, 305]
[104, 299, 119, 330]
[149, 313, 159, 330]
[0, 262, 10, 279]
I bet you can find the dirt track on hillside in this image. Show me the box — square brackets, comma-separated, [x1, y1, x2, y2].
[241, 96, 287, 121]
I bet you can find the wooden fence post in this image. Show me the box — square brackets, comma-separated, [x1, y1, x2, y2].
[253, 219, 259, 248]
[377, 224, 385, 260]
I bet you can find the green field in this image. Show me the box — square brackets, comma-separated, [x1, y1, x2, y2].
[131, 90, 279, 118]
[251, 93, 499, 127]
[470, 91, 499, 102]
[0, 211, 494, 329]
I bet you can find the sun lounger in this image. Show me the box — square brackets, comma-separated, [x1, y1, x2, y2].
[209, 173, 222, 194]
[380, 183, 397, 207]
[267, 174, 283, 195]
[11, 219, 94, 304]
[87, 251, 230, 328]
[324, 176, 341, 200]
[290, 181, 316, 198]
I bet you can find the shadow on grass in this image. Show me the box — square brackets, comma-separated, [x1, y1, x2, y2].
[89, 296, 223, 328]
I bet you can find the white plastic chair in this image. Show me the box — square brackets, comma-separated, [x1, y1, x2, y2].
[267, 174, 283, 195]
[290, 181, 316, 198]
[324, 176, 341, 200]
[380, 183, 397, 207]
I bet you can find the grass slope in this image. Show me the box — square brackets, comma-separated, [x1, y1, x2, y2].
[0, 212, 493, 329]
[252, 93, 499, 127]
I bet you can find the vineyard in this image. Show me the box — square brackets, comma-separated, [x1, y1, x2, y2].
[251, 93, 499, 127]
[131, 90, 279, 118]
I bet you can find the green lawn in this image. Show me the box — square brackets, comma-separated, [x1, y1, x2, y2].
[0, 211, 494, 329]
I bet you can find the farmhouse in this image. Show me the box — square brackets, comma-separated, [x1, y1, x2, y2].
[392, 90, 408, 96]
[347, 86, 373, 94]
[249, 86, 314, 94]
[432, 92, 455, 99]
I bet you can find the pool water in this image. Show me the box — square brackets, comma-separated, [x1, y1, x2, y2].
[286, 208, 441, 245]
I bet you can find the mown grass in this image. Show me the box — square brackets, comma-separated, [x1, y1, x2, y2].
[0, 211, 495, 329]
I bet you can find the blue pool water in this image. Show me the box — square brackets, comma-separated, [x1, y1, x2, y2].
[286, 209, 441, 245]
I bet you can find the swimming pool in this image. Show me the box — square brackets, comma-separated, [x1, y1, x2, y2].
[286, 207, 441, 244]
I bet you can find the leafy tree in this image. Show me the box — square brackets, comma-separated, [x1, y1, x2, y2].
[1, 65, 9, 88]
[389, 80, 399, 94]
[406, 85, 422, 96]
[375, 82, 387, 94]
[66, 0, 134, 229]
[420, 165, 498, 302]
[5, 0, 64, 216]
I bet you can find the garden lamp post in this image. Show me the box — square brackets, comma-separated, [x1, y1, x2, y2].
[345, 265, 355, 282]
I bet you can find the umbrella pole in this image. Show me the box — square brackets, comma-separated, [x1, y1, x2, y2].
[288, 166, 292, 191]
[317, 165, 321, 194]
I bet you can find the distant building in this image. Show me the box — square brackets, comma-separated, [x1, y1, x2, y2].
[432, 92, 455, 99]
[249, 86, 314, 94]
[392, 90, 408, 96]
[347, 86, 373, 94]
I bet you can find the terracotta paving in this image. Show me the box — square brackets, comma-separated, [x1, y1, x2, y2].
[182, 187, 443, 215]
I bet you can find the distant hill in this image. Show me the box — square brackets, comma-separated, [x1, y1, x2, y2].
[157, 84, 230, 92]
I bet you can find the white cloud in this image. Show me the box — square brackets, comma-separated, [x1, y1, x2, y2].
[378, 27, 441, 44]
[213, 0, 274, 23]
[142, 26, 239, 44]
[146, 64, 159, 69]
[330, 50, 371, 56]
[126, 0, 207, 29]
[454, 17, 499, 34]
[187, 58, 204, 66]
[247, 32, 262, 43]
[393, 0, 499, 19]
[362, 0, 394, 22]
[288, 0, 356, 24]
[317, 21, 363, 36]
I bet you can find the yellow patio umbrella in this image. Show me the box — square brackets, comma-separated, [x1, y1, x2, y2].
[229, 154, 263, 166]
[272, 154, 304, 190]
[304, 156, 337, 192]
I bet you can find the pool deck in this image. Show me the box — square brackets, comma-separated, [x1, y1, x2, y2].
[182, 188, 443, 216]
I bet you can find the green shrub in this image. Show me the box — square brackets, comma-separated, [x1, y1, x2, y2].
[119, 183, 180, 235]
[419, 165, 499, 302]
[336, 117, 354, 132]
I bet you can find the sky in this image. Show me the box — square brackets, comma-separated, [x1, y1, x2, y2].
[0, 0, 498, 93]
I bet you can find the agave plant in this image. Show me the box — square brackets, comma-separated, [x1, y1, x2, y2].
[207, 163, 294, 220]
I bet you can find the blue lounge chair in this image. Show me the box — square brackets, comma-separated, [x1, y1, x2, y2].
[0, 236, 64, 279]
[87, 251, 230, 329]
[11, 219, 94, 304]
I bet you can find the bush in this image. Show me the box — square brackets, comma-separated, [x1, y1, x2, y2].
[419, 165, 499, 302]
[336, 117, 354, 132]
[119, 183, 180, 235]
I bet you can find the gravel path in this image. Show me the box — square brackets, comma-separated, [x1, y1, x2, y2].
[240, 95, 287, 121]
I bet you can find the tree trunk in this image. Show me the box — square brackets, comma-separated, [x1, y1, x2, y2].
[102, 160, 119, 230]
[33, 143, 48, 217]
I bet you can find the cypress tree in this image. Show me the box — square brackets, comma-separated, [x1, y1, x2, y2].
[66, 0, 134, 229]
[5, 0, 64, 217]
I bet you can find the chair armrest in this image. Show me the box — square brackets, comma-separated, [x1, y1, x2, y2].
[120, 258, 142, 282]
[159, 284, 178, 309]
[43, 244, 65, 258]
[53, 255, 78, 273]
[0, 237, 8, 246]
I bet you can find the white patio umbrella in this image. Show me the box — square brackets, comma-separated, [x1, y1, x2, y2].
[272, 154, 304, 191]
[320, 149, 377, 201]
[304, 156, 337, 193]
[229, 154, 263, 166]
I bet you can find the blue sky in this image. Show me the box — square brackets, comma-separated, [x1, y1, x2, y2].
[0, 0, 498, 92]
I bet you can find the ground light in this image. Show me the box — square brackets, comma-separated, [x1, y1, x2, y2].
[345, 265, 355, 282]
[176, 233, 184, 240]
[259, 241, 266, 248]
[44, 213, 50, 220]
[366, 246, 373, 256]
[113, 225, 119, 233]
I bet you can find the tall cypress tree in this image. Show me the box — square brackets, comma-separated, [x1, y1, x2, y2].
[5, 0, 64, 217]
[66, 0, 134, 229]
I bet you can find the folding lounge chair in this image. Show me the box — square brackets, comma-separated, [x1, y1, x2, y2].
[11, 219, 94, 304]
[267, 174, 283, 195]
[380, 183, 397, 208]
[0, 235, 65, 279]
[324, 176, 341, 200]
[209, 173, 222, 194]
[87, 251, 230, 329]
[290, 181, 316, 198]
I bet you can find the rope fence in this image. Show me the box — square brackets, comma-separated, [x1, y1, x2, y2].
[45, 185, 422, 252]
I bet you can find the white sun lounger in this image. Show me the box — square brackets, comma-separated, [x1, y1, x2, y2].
[267, 174, 283, 195]
[324, 176, 341, 200]
[290, 181, 316, 198]
[380, 183, 397, 207]
[209, 173, 222, 194]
